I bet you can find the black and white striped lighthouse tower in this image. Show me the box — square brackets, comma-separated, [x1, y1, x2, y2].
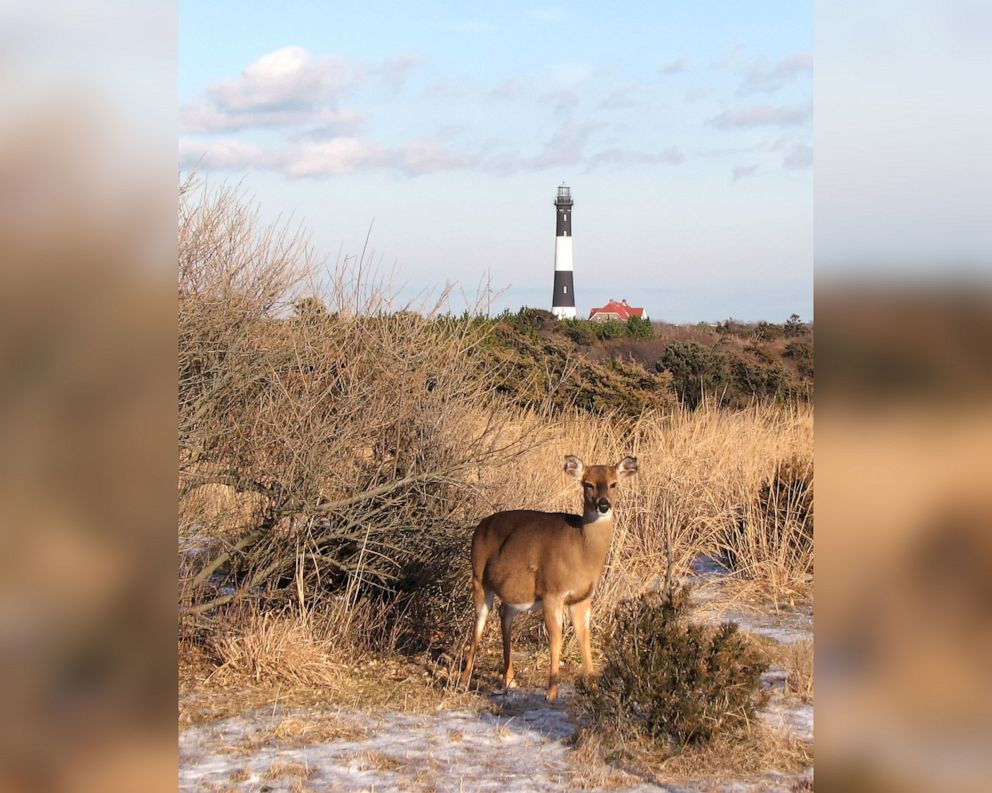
[551, 182, 576, 319]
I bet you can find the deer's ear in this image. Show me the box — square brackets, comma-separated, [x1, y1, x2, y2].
[616, 456, 639, 477]
[564, 455, 585, 480]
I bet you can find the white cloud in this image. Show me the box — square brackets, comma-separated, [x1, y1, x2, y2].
[284, 137, 380, 177]
[181, 45, 422, 133]
[527, 5, 566, 23]
[710, 103, 811, 129]
[180, 45, 714, 180]
[585, 145, 685, 172]
[488, 79, 525, 100]
[660, 56, 689, 75]
[211, 45, 360, 111]
[530, 120, 604, 168]
[376, 53, 425, 93]
[783, 142, 813, 169]
[741, 52, 813, 94]
[540, 89, 580, 118]
[178, 137, 279, 171]
[732, 164, 760, 182]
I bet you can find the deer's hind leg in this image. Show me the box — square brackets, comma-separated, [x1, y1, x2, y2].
[459, 578, 493, 690]
[499, 603, 522, 690]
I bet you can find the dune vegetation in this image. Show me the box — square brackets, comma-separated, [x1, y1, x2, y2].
[178, 178, 813, 786]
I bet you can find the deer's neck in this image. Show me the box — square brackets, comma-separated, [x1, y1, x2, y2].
[580, 511, 615, 559]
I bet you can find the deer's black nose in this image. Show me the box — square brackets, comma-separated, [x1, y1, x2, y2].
[597, 497, 611, 514]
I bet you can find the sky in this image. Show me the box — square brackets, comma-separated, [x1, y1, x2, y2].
[180, 1, 812, 322]
[816, 0, 992, 277]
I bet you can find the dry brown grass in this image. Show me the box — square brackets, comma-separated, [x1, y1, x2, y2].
[263, 760, 314, 780]
[271, 716, 367, 745]
[227, 767, 249, 783]
[210, 605, 346, 688]
[573, 718, 811, 787]
[182, 400, 813, 700]
[356, 750, 405, 772]
[179, 622, 483, 730]
[764, 638, 814, 703]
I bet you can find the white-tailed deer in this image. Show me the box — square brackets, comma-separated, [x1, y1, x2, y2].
[459, 455, 638, 701]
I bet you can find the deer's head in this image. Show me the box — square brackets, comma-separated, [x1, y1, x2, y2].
[564, 455, 638, 520]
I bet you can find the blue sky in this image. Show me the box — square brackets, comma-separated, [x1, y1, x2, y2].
[180, 1, 812, 321]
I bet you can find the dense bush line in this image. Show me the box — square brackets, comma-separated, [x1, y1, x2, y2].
[455, 307, 812, 414]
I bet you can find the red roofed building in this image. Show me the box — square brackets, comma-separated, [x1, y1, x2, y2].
[588, 298, 647, 322]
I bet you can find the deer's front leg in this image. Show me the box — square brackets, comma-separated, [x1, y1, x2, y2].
[570, 598, 595, 678]
[543, 597, 564, 701]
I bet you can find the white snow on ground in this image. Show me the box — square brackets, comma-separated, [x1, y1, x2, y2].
[181, 665, 813, 793]
[180, 690, 668, 793]
[695, 597, 813, 646]
[683, 557, 814, 646]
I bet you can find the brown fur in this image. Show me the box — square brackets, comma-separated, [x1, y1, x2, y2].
[459, 455, 638, 700]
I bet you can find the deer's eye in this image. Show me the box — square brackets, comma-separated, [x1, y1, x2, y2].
[609, 482, 617, 489]
[583, 482, 593, 489]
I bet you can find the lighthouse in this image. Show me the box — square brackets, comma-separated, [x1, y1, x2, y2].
[551, 182, 576, 319]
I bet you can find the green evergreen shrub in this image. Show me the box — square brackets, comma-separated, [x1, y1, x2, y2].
[784, 313, 807, 337]
[592, 319, 629, 340]
[626, 315, 654, 339]
[561, 319, 596, 345]
[578, 589, 768, 745]
[656, 341, 730, 409]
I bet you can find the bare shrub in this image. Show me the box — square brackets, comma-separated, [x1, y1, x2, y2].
[178, 178, 536, 650]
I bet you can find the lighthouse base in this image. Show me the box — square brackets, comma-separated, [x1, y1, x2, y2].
[552, 306, 577, 320]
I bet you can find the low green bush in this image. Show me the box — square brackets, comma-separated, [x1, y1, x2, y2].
[656, 341, 730, 409]
[784, 313, 807, 337]
[578, 589, 767, 745]
[626, 315, 654, 339]
[561, 319, 596, 345]
[592, 318, 629, 340]
[784, 340, 813, 377]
